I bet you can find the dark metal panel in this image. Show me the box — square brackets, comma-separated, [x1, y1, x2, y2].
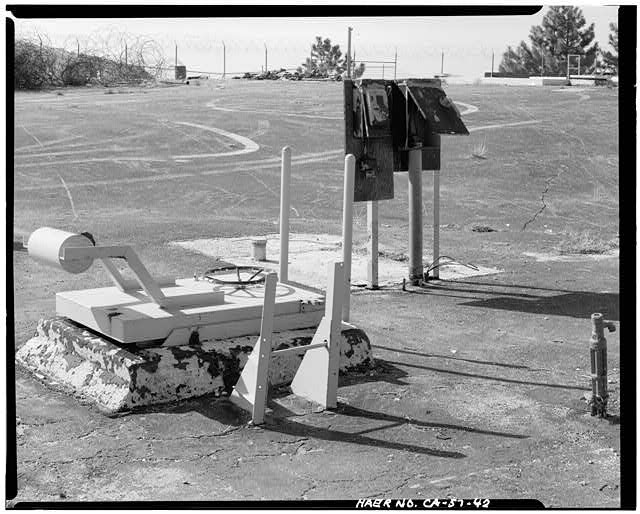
[404, 79, 469, 135]
[344, 80, 395, 202]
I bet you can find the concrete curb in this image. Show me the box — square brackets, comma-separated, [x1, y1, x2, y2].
[16, 317, 373, 414]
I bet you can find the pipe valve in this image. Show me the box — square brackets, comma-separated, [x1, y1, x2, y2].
[589, 313, 615, 418]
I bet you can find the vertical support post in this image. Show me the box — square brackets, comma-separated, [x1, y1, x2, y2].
[367, 200, 378, 289]
[222, 41, 226, 78]
[491, 51, 494, 77]
[346, 27, 353, 78]
[382, 63, 385, 79]
[578, 55, 581, 76]
[264, 43, 268, 73]
[432, 169, 440, 279]
[441, 50, 444, 75]
[175, 42, 178, 68]
[77, 39, 80, 57]
[125, 42, 127, 66]
[279, 146, 291, 283]
[408, 149, 423, 285]
[291, 262, 344, 409]
[230, 273, 278, 425]
[342, 155, 355, 321]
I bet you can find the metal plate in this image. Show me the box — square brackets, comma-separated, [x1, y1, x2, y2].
[404, 79, 469, 135]
[344, 80, 394, 202]
[56, 278, 325, 344]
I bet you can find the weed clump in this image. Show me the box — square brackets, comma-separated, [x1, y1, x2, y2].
[557, 231, 619, 255]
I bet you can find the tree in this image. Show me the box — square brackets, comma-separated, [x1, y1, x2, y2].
[499, 6, 599, 76]
[299, 36, 365, 78]
[601, 22, 618, 73]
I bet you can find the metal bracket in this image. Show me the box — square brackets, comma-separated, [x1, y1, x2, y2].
[230, 262, 345, 424]
[62, 245, 217, 310]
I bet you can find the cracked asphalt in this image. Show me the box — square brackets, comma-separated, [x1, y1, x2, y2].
[10, 81, 622, 507]
[11, 230, 621, 507]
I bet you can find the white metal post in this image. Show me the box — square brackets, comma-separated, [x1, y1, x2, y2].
[279, 146, 291, 283]
[367, 200, 378, 288]
[408, 149, 423, 284]
[432, 169, 440, 279]
[342, 155, 355, 321]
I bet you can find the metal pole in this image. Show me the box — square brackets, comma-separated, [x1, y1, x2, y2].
[77, 39, 80, 57]
[264, 43, 268, 73]
[394, 48, 397, 79]
[346, 27, 353, 78]
[589, 313, 615, 417]
[408, 149, 423, 284]
[382, 63, 385, 79]
[342, 154, 355, 321]
[367, 200, 378, 289]
[222, 41, 226, 78]
[175, 42, 178, 68]
[125, 42, 127, 66]
[279, 146, 291, 283]
[491, 51, 494, 77]
[578, 55, 581, 76]
[432, 169, 440, 279]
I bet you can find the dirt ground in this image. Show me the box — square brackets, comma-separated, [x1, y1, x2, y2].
[10, 228, 621, 507]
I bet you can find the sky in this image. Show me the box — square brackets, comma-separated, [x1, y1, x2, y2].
[11, 6, 619, 80]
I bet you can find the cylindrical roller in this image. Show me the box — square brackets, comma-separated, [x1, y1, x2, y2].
[27, 227, 94, 274]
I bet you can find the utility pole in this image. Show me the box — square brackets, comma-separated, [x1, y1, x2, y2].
[264, 43, 268, 73]
[175, 42, 178, 67]
[491, 51, 494, 77]
[222, 41, 226, 79]
[394, 48, 397, 79]
[125, 42, 127, 66]
[346, 27, 352, 78]
[77, 38, 80, 57]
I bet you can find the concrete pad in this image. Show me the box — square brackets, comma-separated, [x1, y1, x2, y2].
[172, 233, 501, 289]
[16, 317, 373, 414]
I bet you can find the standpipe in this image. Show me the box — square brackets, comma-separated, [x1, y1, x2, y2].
[589, 313, 615, 418]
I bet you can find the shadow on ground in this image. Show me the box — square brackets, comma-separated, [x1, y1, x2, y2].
[131, 356, 533, 461]
[407, 280, 619, 321]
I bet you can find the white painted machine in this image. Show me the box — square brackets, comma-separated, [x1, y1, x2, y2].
[21, 152, 365, 419]
[27, 227, 326, 347]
